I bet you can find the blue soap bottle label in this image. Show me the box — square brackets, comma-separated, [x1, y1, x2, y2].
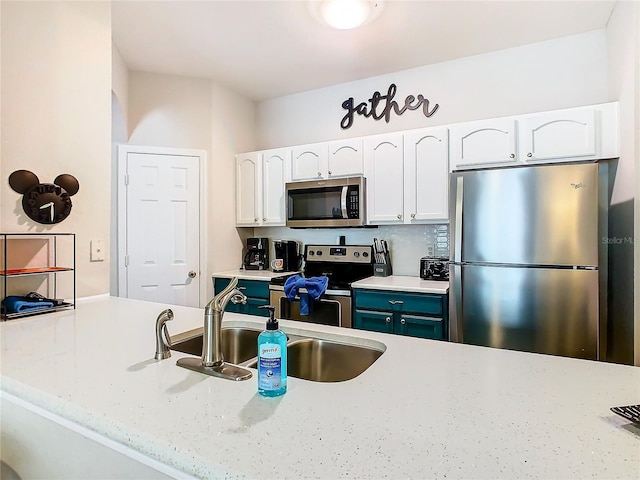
[258, 343, 282, 390]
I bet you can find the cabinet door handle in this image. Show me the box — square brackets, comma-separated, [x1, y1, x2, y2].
[397, 214, 402, 219]
[400, 318, 406, 325]
[188, 270, 197, 278]
[318, 172, 322, 177]
[527, 152, 533, 158]
[388, 300, 404, 305]
[328, 170, 332, 175]
[263, 218, 266, 221]
[411, 213, 416, 219]
[509, 153, 515, 159]
[385, 316, 391, 323]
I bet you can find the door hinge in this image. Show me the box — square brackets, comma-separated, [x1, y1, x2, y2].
[124, 174, 130, 186]
[124, 255, 129, 267]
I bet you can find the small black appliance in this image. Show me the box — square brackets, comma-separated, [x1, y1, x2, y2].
[273, 240, 301, 272]
[420, 257, 449, 281]
[243, 237, 268, 270]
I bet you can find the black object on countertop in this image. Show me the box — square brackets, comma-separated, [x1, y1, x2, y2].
[610, 405, 640, 424]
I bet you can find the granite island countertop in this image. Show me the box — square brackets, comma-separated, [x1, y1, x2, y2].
[1, 296, 638, 479]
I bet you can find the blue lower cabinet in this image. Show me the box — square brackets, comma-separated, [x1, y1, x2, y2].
[213, 278, 270, 317]
[353, 289, 448, 341]
[396, 314, 443, 339]
[353, 309, 394, 334]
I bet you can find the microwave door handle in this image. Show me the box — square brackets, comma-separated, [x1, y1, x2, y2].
[341, 186, 348, 219]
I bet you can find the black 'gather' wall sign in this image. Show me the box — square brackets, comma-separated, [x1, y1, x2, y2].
[340, 83, 439, 130]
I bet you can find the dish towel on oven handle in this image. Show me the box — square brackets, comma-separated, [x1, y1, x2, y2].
[284, 275, 329, 316]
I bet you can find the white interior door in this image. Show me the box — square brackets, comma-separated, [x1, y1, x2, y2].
[118, 147, 203, 307]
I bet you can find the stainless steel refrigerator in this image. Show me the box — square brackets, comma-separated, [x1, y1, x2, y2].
[449, 162, 609, 360]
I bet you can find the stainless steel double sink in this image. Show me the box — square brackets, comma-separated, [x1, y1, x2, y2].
[170, 327, 384, 382]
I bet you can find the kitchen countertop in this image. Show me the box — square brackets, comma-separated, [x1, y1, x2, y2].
[211, 269, 297, 281]
[351, 275, 449, 294]
[1, 296, 638, 479]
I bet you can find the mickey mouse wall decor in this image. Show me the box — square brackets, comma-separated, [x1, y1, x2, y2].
[8, 170, 80, 224]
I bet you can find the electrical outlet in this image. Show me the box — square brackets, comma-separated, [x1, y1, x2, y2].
[90, 239, 105, 262]
[426, 243, 435, 257]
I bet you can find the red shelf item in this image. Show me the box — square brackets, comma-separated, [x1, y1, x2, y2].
[1, 266, 73, 276]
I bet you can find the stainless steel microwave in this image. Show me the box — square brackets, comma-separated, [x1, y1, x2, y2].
[286, 176, 366, 228]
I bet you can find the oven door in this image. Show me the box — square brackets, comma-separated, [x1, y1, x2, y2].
[269, 286, 352, 328]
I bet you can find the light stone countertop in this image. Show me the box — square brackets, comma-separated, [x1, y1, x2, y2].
[1, 296, 638, 479]
[212, 269, 297, 281]
[352, 275, 450, 294]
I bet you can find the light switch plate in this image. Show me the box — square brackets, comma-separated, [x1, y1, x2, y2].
[90, 239, 105, 262]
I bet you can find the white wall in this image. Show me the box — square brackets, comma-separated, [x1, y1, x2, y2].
[126, 72, 256, 301]
[0, 1, 112, 297]
[254, 30, 611, 276]
[256, 30, 608, 148]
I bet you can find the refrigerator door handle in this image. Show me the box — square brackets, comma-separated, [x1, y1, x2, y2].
[449, 263, 463, 343]
[453, 175, 464, 263]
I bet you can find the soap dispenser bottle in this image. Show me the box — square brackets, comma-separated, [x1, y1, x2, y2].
[257, 305, 287, 397]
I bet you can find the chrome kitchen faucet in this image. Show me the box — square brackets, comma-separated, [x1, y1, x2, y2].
[176, 277, 253, 381]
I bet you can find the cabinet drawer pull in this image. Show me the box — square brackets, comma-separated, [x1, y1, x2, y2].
[509, 153, 515, 159]
[254, 218, 258, 222]
[397, 214, 402, 219]
[328, 170, 332, 175]
[318, 172, 322, 177]
[388, 300, 404, 305]
[411, 213, 416, 219]
[400, 318, 406, 325]
[527, 152, 533, 158]
[385, 316, 391, 323]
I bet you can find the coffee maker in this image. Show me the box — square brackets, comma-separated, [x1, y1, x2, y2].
[243, 237, 268, 270]
[273, 240, 300, 272]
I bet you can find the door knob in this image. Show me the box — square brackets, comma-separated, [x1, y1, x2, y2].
[188, 270, 197, 278]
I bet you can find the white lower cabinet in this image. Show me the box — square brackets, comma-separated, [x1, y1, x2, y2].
[364, 134, 405, 224]
[236, 148, 287, 227]
[403, 127, 449, 223]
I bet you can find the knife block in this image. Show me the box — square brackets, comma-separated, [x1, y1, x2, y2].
[373, 263, 392, 277]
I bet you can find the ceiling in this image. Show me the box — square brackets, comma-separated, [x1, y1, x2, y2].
[111, 0, 616, 101]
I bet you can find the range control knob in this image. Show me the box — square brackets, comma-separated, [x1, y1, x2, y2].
[316, 250, 323, 256]
[308, 250, 315, 256]
[354, 251, 360, 258]
[362, 251, 369, 257]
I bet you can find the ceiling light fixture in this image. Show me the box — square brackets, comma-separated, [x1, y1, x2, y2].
[310, 0, 384, 30]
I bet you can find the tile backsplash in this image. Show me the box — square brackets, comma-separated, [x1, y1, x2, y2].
[256, 224, 449, 277]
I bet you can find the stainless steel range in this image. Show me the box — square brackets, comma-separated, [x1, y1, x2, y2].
[269, 244, 373, 328]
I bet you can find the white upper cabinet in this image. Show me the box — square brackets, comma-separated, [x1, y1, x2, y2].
[236, 148, 288, 227]
[449, 118, 517, 170]
[261, 148, 287, 226]
[450, 102, 619, 171]
[403, 127, 449, 223]
[290, 143, 328, 181]
[518, 103, 618, 162]
[327, 138, 364, 178]
[236, 152, 260, 226]
[364, 133, 404, 224]
[290, 139, 364, 181]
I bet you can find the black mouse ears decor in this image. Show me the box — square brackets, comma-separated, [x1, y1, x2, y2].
[8, 170, 80, 224]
